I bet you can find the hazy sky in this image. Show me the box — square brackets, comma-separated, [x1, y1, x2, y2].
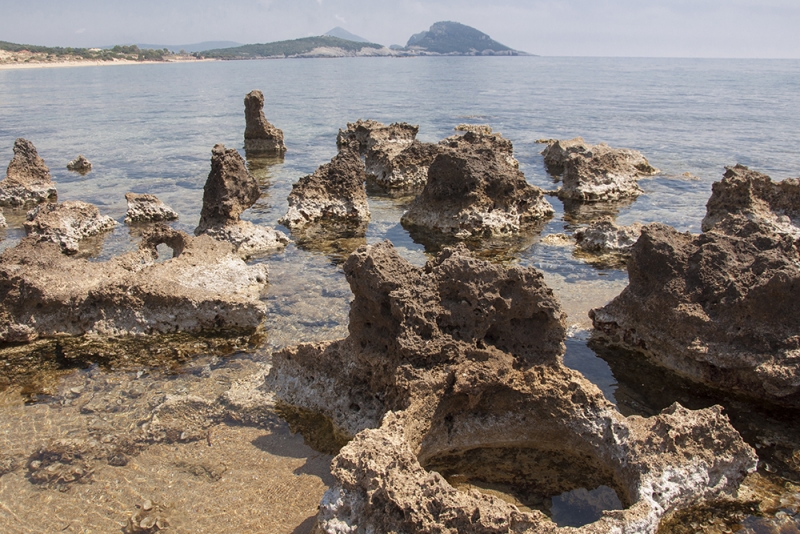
[1, 0, 798, 58]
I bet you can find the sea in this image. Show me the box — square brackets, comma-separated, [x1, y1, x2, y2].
[0, 57, 799, 533]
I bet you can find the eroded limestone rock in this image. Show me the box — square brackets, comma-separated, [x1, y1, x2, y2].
[365, 140, 442, 189]
[0, 225, 269, 344]
[702, 164, 800, 235]
[124, 193, 179, 224]
[538, 138, 658, 202]
[455, 123, 494, 135]
[591, 216, 800, 407]
[266, 241, 756, 533]
[574, 217, 643, 265]
[279, 149, 369, 230]
[336, 119, 418, 154]
[401, 131, 553, 238]
[243, 90, 286, 154]
[0, 138, 58, 207]
[24, 200, 116, 255]
[66, 154, 92, 174]
[0, 209, 6, 229]
[195, 144, 288, 257]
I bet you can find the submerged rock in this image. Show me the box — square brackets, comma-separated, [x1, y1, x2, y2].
[243, 90, 286, 155]
[66, 154, 92, 174]
[195, 144, 288, 257]
[24, 200, 116, 255]
[267, 241, 756, 534]
[538, 138, 658, 202]
[124, 193, 178, 224]
[0, 225, 269, 344]
[591, 215, 800, 407]
[365, 140, 442, 189]
[702, 164, 800, 234]
[279, 149, 369, 229]
[0, 138, 58, 207]
[336, 119, 418, 154]
[401, 131, 553, 238]
[574, 217, 643, 264]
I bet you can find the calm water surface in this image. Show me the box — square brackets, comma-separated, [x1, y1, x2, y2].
[1, 57, 799, 532]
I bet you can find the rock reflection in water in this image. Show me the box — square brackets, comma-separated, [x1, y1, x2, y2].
[246, 150, 284, 215]
[550, 486, 624, 528]
[290, 220, 367, 265]
[561, 197, 635, 225]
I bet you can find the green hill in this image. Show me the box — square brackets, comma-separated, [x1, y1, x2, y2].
[406, 21, 521, 55]
[0, 41, 169, 60]
[201, 36, 385, 59]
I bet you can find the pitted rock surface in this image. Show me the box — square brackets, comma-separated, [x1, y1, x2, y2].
[66, 154, 92, 173]
[24, 200, 117, 255]
[365, 140, 443, 189]
[243, 90, 287, 154]
[0, 225, 269, 344]
[336, 119, 418, 154]
[0, 138, 58, 207]
[575, 217, 643, 260]
[279, 149, 369, 229]
[195, 144, 287, 257]
[702, 164, 800, 235]
[591, 216, 800, 407]
[401, 131, 553, 237]
[266, 241, 756, 534]
[0, 209, 6, 229]
[124, 193, 178, 224]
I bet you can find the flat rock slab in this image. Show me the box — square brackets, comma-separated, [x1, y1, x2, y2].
[24, 200, 117, 255]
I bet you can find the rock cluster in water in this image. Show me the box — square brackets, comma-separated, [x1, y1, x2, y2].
[243, 89, 287, 155]
[279, 148, 369, 229]
[0, 138, 58, 207]
[539, 137, 659, 202]
[336, 119, 419, 154]
[267, 241, 756, 533]
[401, 130, 553, 237]
[592, 166, 800, 407]
[365, 139, 442, 189]
[124, 193, 179, 224]
[66, 154, 92, 174]
[24, 200, 117, 255]
[195, 144, 288, 258]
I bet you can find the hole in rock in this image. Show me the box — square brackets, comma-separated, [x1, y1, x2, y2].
[422, 446, 628, 527]
[155, 243, 174, 262]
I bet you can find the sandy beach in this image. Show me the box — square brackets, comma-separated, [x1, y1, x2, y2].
[0, 50, 214, 70]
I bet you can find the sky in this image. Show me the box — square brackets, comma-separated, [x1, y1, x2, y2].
[0, 0, 798, 58]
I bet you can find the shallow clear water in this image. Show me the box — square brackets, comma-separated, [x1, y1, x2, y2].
[1, 57, 800, 532]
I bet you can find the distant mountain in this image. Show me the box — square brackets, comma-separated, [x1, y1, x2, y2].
[200, 36, 388, 59]
[324, 27, 371, 44]
[106, 41, 241, 53]
[405, 21, 524, 55]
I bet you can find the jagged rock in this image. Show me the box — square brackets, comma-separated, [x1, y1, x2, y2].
[24, 200, 116, 255]
[279, 149, 369, 229]
[702, 164, 800, 235]
[0, 225, 269, 344]
[66, 154, 92, 173]
[591, 216, 800, 407]
[195, 144, 288, 257]
[266, 241, 756, 533]
[455, 123, 493, 135]
[336, 119, 418, 154]
[538, 138, 659, 202]
[243, 90, 286, 154]
[124, 193, 178, 224]
[365, 140, 442, 189]
[575, 217, 643, 260]
[401, 131, 553, 238]
[0, 138, 58, 207]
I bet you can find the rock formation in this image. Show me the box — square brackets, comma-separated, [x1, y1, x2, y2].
[454, 123, 494, 135]
[124, 193, 178, 224]
[336, 119, 418, 154]
[195, 144, 288, 258]
[702, 164, 800, 234]
[538, 138, 659, 202]
[0, 225, 269, 344]
[0, 209, 6, 229]
[0, 138, 58, 207]
[279, 148, 369, 229]
[591, 214, 800, 408]
[401, 131, 553, 238]
[66, 154, 92, 174]
[24, 200, 117, 255]
[574, 217, 643, 264]
[365, 140, 442, 189]
[243, 90, 286, 155]
[266, 241, 757, 533]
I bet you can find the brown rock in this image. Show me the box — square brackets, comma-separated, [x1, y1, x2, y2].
[0, 209, 6, 229]
[574, 217, 643, 265]
[243, 90, 286, 154]
[24, 200, 116, 255]
[702, 164, 800, 234]
[365, 140, 442, 189]
[336, 119, 418, 154]
[401, 131, 553, 237]
[591, 216, 800, 407]
[66, 154, 92, 174]
[0, 138, 58, 207]
[279, 149, 369, 229]
[124, 193, 178, 224]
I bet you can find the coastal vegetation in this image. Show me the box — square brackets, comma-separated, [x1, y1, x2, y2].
[201, 35, 385, 59]
[0, 41, 171, 64]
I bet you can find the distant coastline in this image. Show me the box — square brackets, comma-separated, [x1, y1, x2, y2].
[0, 56, 213, 70]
